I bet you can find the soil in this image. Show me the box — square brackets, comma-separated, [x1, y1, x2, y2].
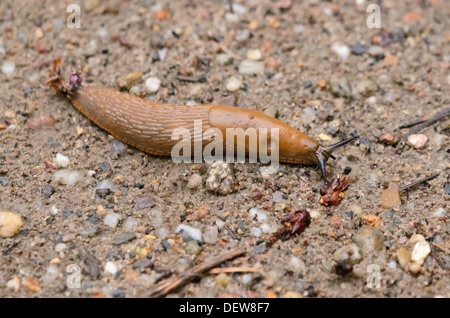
[0, 0, 448, 298]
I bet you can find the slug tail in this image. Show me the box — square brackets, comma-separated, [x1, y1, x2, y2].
[42, 59, 82, 97]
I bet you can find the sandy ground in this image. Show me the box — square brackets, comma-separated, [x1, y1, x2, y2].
[0, 0, 449, 298]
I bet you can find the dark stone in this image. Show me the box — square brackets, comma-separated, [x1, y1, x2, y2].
[42, 185, 55, 197]
[161, 240, 170, 250]
[132, 257, 154, 269]
[135, 196, 155, 209]
[444, 183, 450, 195]
[113, 233, 136, 245]
[112, 288, 126, 298]
[135, 183, 144, 189]
[351, 42, 368, 55]
[302, 81, 312, 88]
[344, 166, 352, 175]
[0, 176, 8, 186]
[96, 162, 111, 172]
[96, 188, 110, 198]
[82, 253, 101, 278]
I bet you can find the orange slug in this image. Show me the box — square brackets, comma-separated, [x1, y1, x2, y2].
[43, 67, 358, 184]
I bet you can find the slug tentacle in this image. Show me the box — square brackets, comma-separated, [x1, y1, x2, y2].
[314, 134, 359, 185]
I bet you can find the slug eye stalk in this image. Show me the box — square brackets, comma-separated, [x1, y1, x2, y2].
[315, 134, 359, 185]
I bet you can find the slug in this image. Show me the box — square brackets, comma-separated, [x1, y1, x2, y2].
[43, 66, 358, 185]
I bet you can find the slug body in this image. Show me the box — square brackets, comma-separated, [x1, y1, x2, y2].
[72, 86, 319, 164]
[44, 71, 358, 184]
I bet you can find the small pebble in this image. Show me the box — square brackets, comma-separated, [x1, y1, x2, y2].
[22, 277, 41, 293]
[216, 273, 231, 287]
[396, 248, 411, 268]
[351, 42, 368, 55]
[145, 77, 161, 93]
[410, 235, 430, 265]
[215, 54, 233, 66]
[334, 244, 363, 265]
[104, 262, 118, 275]
[331, 43, 350, 60]
[53, 170, 83, 186]
[310, 210, 320, 219]
[135, 196, 156, 209]
[111, 139, 127, 153]
[184, 240, 201, 255]
[238, 60, 265, 74]
[104, 213, 122, 228]
[251, 227, 262, 237]
[318, 133, 332, 141]
[203, 226, 218, 244]
[366, 173, 380, 188]
[176, 224, 203, 243]
[225, 77, 242, 92]
[116, 72, 142, 90]
[206, 161, 235, 195]
[0, 211, 24, 238]
[368, 45, 384, 56]
[54, 153, 70, 168]
[246, 49, 262, 61]
[2, 61, 15, 76]
[407, 134, 428, 149]
[113, 232, 136, 245]
[27, 115, 55, 130]
[6, 277, 20, 292]
[300, 107, 316, 124]
[123, 217, 139, 232]
[380, 184, 401, 209]
[249, 208, 267, 222]
[352, 225, 385, 255]
[0, 176, 8, 186]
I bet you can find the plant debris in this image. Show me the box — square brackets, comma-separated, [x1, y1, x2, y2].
[267, 210, 311, 246]
[319, 176, 352, 206]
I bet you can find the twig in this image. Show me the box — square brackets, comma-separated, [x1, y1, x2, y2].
[139, 247, 246, 297]
[218, 43, 242, 60]
[399, 173, 440, 192]
[407, 107, 450, 135]
[431, 242, 450, 255]
[208, 267, 259, 274]
[398, 118, 426, 129]
[430, 244, 449, 271]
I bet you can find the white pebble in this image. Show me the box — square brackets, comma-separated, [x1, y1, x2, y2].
[411, 236, 431, 265]
[55, 243, 67, 252]
[97, 179, 115, 191]
[231, 3, 247, 14]
[186, 100, 198, 106]
[225, 77, 242, 91]
[259, 165, 278, 180]
[249, 208, 267, 222]
[301, 107, 316, 124]
[188, 174, 203, 189]
[261, 223, 271, 233]
[6, 277, 20, 292]
[238, 59, 265, 74]
[241, 273, 252, 284]
[225, 13, 239, 22]
[331, 43, 350, 60]
[53, 170, 83, 186]
[251, 227, 262, 237]
[432, 208, 446, 218]
[84, 39, 98, 55]
[145, 77, 161, 93]
[289, 256, 306, 273]
[2, 61, 15, 76]
[407, 134, 428, 149]
[154, 227, 168, 240]
[104, 261, 118, 275]
[215, 219, 225, 229]
[246, 49, 262, 61]
[103, 213, 122, 228]
[0, 211, 24, 238]
[310, 210, 321, 219]
[123, 217, 139, 232]
[176, 224, 203, 243]
[149, 209, 164, 227]
[54, 153, 70, 168]
[215, 53, 233, 66]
